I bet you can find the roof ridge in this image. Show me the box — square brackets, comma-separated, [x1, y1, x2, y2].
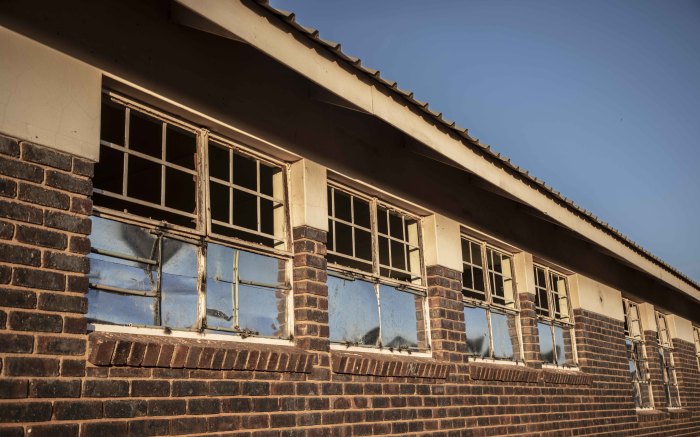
[253, 0, 699, 291]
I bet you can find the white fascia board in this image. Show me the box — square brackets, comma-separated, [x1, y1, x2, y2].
[174, 0, 700, 303]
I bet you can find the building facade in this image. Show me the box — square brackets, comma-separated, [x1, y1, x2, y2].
[0, 1, 699, 436]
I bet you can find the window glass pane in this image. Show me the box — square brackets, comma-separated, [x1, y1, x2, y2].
[238, 284, 286, 337]
[206, 279, 234, 329]
[91, 217, 158, 259]
[553, 324, 569, 366]
[538, 322, 554, 364]
[207, 243, 234, 283]
[464, 306, 489, 358]
[328, 276, 380, 346]
[491, 311, 514, 360]
[88, 255, 156, 293]
[129, 111, 162, 158]
[166, 125, 196, 170]
[87, 289, 156, 326]
[161, 238, 199, 329]
[379, 285, 420, 349]
[238, 250, 285, 286]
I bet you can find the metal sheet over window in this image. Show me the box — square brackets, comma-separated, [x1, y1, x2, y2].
[238, 285, 285, 337]
[87, 289, 156, 326]
[328, 275, 380, 346]
[378, 284, 420, 349]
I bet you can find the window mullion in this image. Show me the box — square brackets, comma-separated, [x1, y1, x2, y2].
[482, 244, 491, 305]
[160, 121, 167, 207]
[370, 198, 379, 277]
[156, 235, 164, 327]
[123, 107, 130, 197]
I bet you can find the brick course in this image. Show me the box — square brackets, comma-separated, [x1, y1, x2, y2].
[0, 133, 699, 436]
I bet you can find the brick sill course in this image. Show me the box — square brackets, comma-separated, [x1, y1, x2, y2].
[466, 362, 594, 385]
[331, 350, 451, 379]
[88, 332, 313, 373]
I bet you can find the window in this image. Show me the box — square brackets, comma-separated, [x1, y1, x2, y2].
[655, 311, 681, 408]
[88, 92, 290, 339]
[534, 265, 576, 367]
[326, 184, 426, 351]
[694, 326, 700, 372]
[461, 237, 520, 361]
[622, 299, 653, 409]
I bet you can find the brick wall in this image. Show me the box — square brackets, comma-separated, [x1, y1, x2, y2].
[1, 133, 699, 436]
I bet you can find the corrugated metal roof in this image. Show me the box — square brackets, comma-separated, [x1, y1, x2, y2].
[253, 0, 699, 291]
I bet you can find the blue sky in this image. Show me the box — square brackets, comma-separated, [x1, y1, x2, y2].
[271, 0, 700, 281]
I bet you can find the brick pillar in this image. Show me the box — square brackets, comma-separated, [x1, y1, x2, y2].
[673, 339, 700, 410]
[425, 265, 466, 363]
[0, 134, 93, 432]
[292, 226, 330, 380]
[518, 292, 542, 368]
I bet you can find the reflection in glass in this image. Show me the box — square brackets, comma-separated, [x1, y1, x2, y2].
[206, 279, 234, 329]
[88, 255, 156, 293]
[491, 312, 514, 360]
[538, 322, 554, 364]
[464, 306, 490, 358]
[379, 285, 419, 348]
[90, 216, 158, 260]
[87, 289, 156, 326]
[238, 285, 285, 337]
[553, 324, 568, 366]
[238, 250, 284, 286]
[328, 276, 380, 345]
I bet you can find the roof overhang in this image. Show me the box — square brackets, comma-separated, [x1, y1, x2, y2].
[174, 0, 699, 303]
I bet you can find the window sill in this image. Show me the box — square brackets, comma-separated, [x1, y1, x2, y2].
[636, 409, 669, 423]
[330, 350, 450, 379]
[467, 362, 539, 383]
[541, 367, 593, 386]
[87, 331, 313, 373]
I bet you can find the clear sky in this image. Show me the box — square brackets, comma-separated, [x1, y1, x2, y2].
[271, 0, 700, 282]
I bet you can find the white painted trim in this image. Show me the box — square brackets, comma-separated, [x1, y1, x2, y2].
[330, 343, 432, 359]
[89, 323, 295, 347]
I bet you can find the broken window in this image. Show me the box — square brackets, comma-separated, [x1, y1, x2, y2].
[461, 236, 520, 361]
[622, 299, 653, 409]
[534, 265, 576, 367]
[655, 311, 681, 408]
[327, 184, 426, 351]
[89, 92, 290, 339]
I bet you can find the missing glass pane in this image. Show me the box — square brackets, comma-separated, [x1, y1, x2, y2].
[129, 110, 162, 159]
[94, 145, 124, 194]
[353, 197, 370, 228]
[101, 99, 125, 146]
[208, 141, 229, 181]
[232, 189, 257, 230]
[166, 125, 196, 170]
[334, 222, 353, 256]
[165, 168, 196, 213]
[233, 152, 257, 191]
[210, 181, 230, 223]
[333, 189, 352, 222]
[127, 155, 161, 204]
